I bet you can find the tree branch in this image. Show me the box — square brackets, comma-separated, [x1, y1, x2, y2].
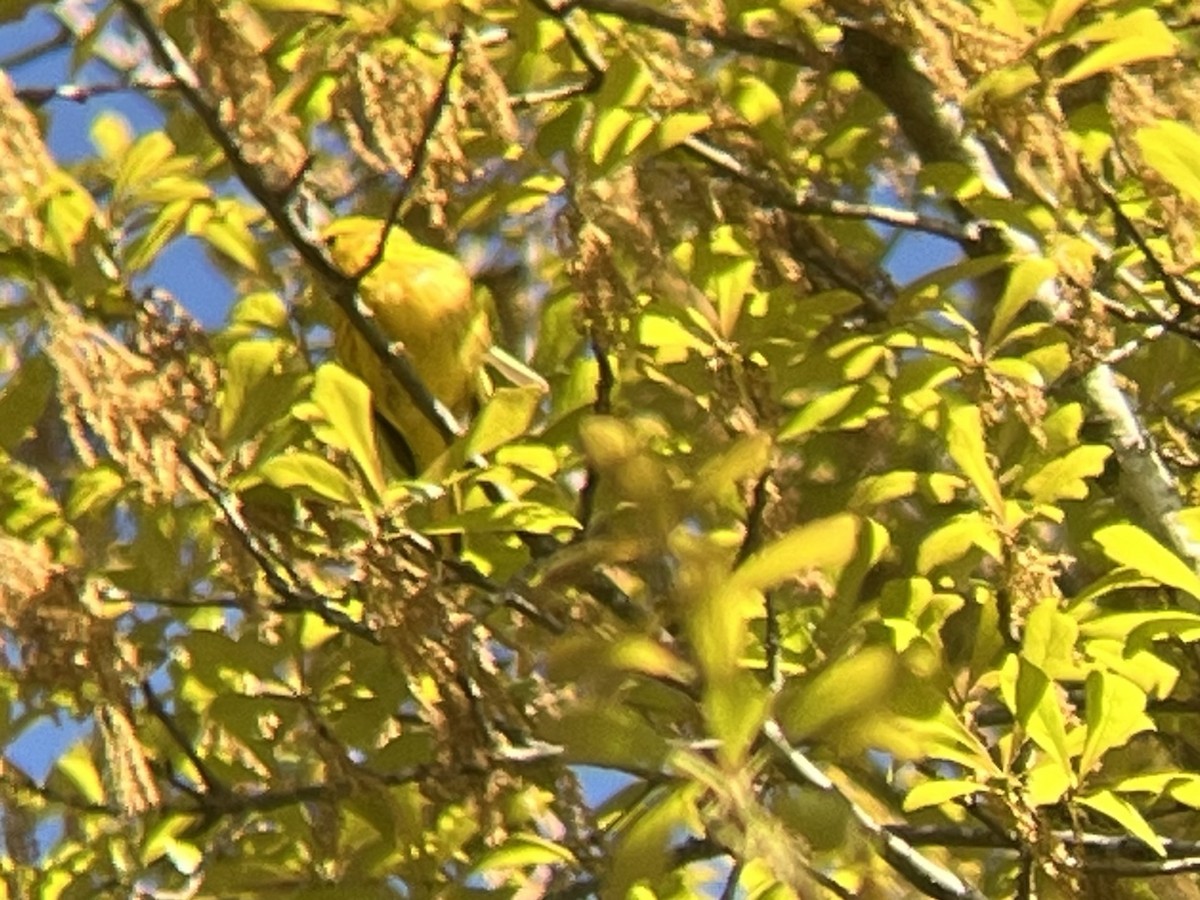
[763, 719, 988, 900]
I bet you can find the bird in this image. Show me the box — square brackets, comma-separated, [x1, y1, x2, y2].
[323, 216, 491, 475]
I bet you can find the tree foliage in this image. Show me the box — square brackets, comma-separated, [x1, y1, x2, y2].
[4, 0, 1200, 897]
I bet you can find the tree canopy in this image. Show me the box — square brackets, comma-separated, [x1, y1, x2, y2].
[4, 0, 1200, 897]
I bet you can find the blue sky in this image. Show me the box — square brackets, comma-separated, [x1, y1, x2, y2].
[3, 8, 237, 326]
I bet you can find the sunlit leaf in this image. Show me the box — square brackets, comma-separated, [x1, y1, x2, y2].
[310, 362, 385, 498]
[1058, 10, 1178, 86]
[945, 403, 1005, 517]
[903, 778, 988, 813]
[56, 742, 104, 805]
[986, 256, 1056, 347]
[258, 451, 358, 505]
[1137, 121, 1200, 205]
[465, 385, 543, 458]
[1079, 670, 1153, 779]
[1078, 790, 1166, 855]
[731, 513, 871, 593]
[1093, 522, 1200, 602]
[1019, 445, 1111, 504]
[471, 833, 577, 873]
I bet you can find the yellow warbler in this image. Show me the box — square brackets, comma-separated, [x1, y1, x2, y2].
[324, 216, 491, 473]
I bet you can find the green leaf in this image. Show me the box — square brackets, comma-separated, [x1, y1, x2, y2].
[114, 130, 176, 201]
[594, 58, 653, 108]
[1077, 790, 1166, 856]
[590, 108, 655, 174]
[1093, 522, 1200, 602]
[465, 385, 543, 459]
[427, 500, 579, 536]
[1079, 670, 1153, 779]
[90, 110, 134, 160]
[229, 292, 289, 331]
[945, 403, 1004, 517]
[731, 75, 783, 126]
[66, 463, 126, 520]
[537, 704, 669, 770]
[608, 783, 702, 899]
[780, 385, 859, 439]
[731, 513, 872, 593]
[850, 470, 920, 508]
[692, 433, 772, 513]
[1001, 656, 1073, 796]
[471, 834, 576, 873]
[42, 177, 95, 263]
[916, 511, 1001, 573]
[219, 339, 287, 444]
[125, 198, 190, 272]
[258, 451, 359, 505]
[903, 778, 987, 813]
[310, 362, 385, 497]
[56, 741, 104, 804]
[777, 645, 900, 741]
[703, 671, 768, 766]
[1137, 121, 1200, 205]
[0, 352, 54, 451]
[986, 256, 1056, 347]
[1041, 0, 1089, 36]
[193, 203, 263, 272]
[1021, 598, 1079, 679]
[1058, 9, 1178, 86]
[1019, 445, 1111, 503]
[652, 111, 711, 152]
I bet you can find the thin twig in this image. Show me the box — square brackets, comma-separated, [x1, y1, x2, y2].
[16, 76, 174, 106]
[1085, 168, 1200, 315]
[368, 26, 465, 272]
[763, 719, 988, 900]
[682, 136, 983, 245]
[141, 681, 225, 798]
[178, 450, 380, 643]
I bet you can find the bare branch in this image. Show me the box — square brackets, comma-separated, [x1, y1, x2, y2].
[763, 719, 988, 900]
[681, 135, 984, 245]
[371, 26, 466, 270]
[177, 450, 381, 643]
[141, 681, 225, 798]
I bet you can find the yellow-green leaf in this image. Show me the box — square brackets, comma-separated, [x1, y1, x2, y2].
[472, 834, 576, 873]
[987, 256, 1056, 347]
[780, 385, 859, 440]
[1137, 121, 1200, 205]
[465, 385, 543, 459]
[1078, 790, 1166, 855]
[652, 111, 711, 152]
[310, 362, 385, 498]
[1058, 9, 1178, 86]
[1093, 522, 1200, 602]
[1079, 670, 1153, 779]
[56, 742, 105, 804]
[731, 513, 870, 593]
[903, 778, 987, 813]
[1020, 445, 1111, 503]
[945, 402, 1004, 517]
[258, 451, 358, 505]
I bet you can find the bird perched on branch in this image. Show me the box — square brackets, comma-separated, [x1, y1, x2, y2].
[323, 216, 491, 474]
